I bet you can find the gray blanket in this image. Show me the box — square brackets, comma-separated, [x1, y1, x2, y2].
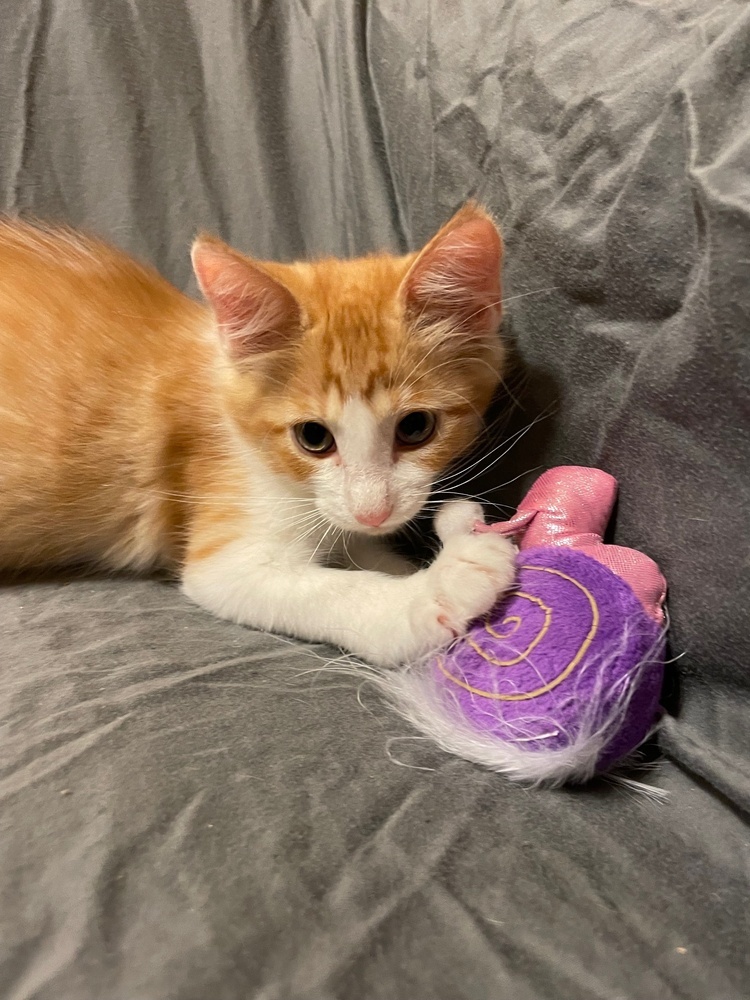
[2, 1, 749, 998]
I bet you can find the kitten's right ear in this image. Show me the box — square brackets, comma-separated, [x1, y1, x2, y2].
[191, 236, 301, 360]
[401, 203, 503, 344]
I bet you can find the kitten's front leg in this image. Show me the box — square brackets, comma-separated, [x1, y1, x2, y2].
[181, 501, 516, 666]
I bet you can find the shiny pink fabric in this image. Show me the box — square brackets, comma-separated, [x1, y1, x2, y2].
[475, 467, 667, 624]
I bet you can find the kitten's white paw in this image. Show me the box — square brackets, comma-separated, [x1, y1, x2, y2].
[377, 502, 517, 665]
[421, 524, 517, 640]
[433, 499, 485, 541]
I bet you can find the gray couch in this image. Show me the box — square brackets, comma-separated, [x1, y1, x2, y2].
[2, 2, 749, 998]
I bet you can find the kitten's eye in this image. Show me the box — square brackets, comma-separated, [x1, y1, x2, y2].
[294, 421, 336, 455]
[395, 410, 436, 447]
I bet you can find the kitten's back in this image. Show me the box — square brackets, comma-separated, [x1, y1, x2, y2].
[0, 220, 214, 572]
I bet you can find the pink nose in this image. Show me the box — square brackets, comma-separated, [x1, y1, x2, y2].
[355, 507, 392, 528]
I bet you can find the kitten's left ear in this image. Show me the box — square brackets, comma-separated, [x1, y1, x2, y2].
[401, 202, 503, 342]
[191, 236, 301, 360]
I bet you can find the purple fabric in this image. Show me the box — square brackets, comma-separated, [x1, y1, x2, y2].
[434, 547, 665, 771]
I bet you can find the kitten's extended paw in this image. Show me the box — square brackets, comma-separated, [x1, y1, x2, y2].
[422, 525, 517, 639]
[433, 499, 486, 541]
[382, 502, 517, 664]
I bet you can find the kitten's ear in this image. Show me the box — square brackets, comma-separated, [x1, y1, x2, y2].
[401, 203, 503, 341]
[191, 236, 301, 359]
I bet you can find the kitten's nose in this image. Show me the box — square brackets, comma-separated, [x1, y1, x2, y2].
[355, 506, 392, 528]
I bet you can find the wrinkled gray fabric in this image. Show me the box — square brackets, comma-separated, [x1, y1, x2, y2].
[1, 1, 749, 998]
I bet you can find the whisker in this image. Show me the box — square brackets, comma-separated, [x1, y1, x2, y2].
[458, 286, 561, 329]
[501, 285, 560, 307]
[437, 406, 555, 490]
[142, 488, 315, 508]
[436, 467, 543, 507]
[437, 420, 538, 491]
[308, 521, 336, 565]
[278, 510, 327, 531]
[394, 333, 453, 391]
[291, 517, 330, 550]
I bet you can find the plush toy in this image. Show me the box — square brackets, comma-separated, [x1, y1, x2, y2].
[376, 467, 668, 786]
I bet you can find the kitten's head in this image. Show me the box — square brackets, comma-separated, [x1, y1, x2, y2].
[192, 203, 505, 535]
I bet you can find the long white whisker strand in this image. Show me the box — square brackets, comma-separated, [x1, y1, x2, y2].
[340, 532, 361, 570]
[398, 352, 473, 389]
[145, 488, 314, 507]
[279, 522, 321, 545]
[421, 493, 516, 514]
[436, 419, 540, 491]
[287, 511, 330, 546]
[396, 335, 453, 390]
[291, 510, 327, 535]
[404, 356, 483, 384]
[439, 464, 544, 501]
[390, 295, 452, 384]
[437, 404, 555, 489]
[307, 521, 336, 566]
[460, 285, 561, 328]
[276, 505, 319, 521]
[290, 521, 329, 551]
[432, 388, 484, 422]
[278, 511, 327, 532]
[500, 285, 560, 307]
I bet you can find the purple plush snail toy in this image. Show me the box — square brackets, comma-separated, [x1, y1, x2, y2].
[377, 467, 668, 786]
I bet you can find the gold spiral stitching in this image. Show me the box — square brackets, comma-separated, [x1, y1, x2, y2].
[437, 565, 600, 702]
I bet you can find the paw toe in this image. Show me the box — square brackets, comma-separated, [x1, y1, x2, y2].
[434, 500, 485, 542]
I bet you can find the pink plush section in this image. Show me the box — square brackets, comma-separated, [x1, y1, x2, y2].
[475, 467, 667, 624]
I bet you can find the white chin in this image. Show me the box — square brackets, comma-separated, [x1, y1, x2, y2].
[355, 522, 397, 536]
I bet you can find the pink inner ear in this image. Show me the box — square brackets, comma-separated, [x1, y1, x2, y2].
[405, 216, 503, 337]
[192, 241, 300, 358]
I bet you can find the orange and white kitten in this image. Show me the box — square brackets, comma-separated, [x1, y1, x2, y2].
[0, 204, 515, 666]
